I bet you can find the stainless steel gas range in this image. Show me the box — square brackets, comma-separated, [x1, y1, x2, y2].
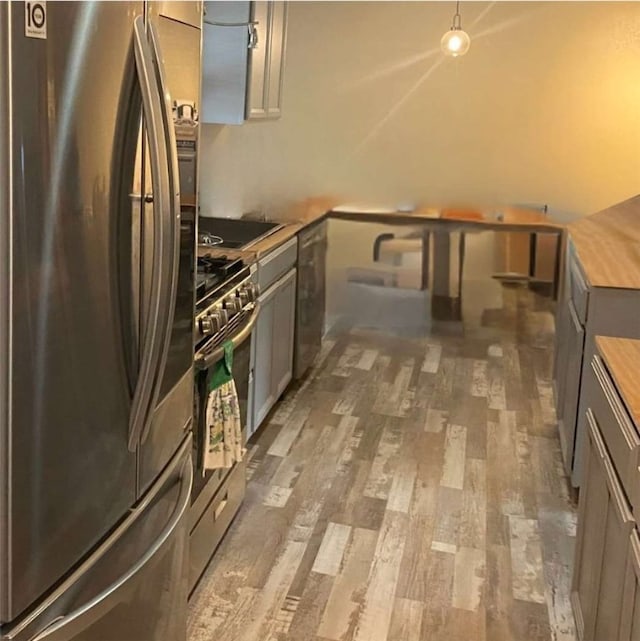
[189, 249, 260, 593]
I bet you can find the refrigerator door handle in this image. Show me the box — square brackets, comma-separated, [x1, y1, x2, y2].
[127, 16, 172, 452]
[27, 457, 193, 641]
[139, 20, 182, 445]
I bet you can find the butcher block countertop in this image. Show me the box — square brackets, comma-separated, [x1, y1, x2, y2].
[596, 336, 640, 428]
[201, 197, 565, 260]
[280, 197, 562, 231]
[569, 195, 640, 289]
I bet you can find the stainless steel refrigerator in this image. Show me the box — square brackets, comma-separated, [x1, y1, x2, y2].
[0, 2, 202, 639]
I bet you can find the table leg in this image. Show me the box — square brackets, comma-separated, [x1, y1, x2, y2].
[529, 233, 537, 278]
[553, 231, 563, 300]
[421, 230, 430, 290]
[432, 230, 450, 298]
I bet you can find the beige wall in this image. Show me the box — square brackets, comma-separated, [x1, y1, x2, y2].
[199, 1, 640, 220]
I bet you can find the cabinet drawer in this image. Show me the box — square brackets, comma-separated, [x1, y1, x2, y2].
[189, 459, 246, 592]
[589, 355, 640, 501]
[258, 237, 297, 291]
[569, 248, 589, 324]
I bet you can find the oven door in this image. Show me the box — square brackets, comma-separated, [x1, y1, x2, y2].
[192, 305, 259, 505]
[232, 330, 253, 443]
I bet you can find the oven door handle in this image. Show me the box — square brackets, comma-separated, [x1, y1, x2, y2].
[195, 304, 261, 371]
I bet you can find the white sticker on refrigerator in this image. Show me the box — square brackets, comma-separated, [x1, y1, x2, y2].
[25, 1, 47, 40]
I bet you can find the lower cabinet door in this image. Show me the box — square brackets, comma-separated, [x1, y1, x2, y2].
[573, 409, 609, 640]
[251, 268, 297, 434]
[620, 529, 640, 641]
[272, 269, 296, 398]
[572, 410, 634, 641]
[559, 299, 585, 473]
[252, 289, 277, 431]
[594, 455, 635, 641]
[553, 298, 570, 419]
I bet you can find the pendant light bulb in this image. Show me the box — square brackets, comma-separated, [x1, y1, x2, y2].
[441, 28, 470, 57]
[441, 1, 470, 57]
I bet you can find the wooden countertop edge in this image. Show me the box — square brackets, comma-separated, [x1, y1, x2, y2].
[328, 209, 563, 233]
[596, 336, 640, 429]
[569, 234, 640, 290]
[568, 195, 640, 290]
[251, 202, 564, 257]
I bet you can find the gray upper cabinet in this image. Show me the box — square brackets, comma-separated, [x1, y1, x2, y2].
[201, 0, 288, 124]
[247, 0, 288, 119]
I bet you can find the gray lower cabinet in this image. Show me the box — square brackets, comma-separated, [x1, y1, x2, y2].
[621, 529, 640, 641]
[271, 269, 297, 397]
[251, 267, 297, 434]
[556, 296, 586, 468]
[572, 408, 635, 641]
[554, 238, 640, 486]
[572, 337, 640, 641]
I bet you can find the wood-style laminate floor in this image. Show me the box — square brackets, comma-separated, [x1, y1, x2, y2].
[188, 284, 577, 641]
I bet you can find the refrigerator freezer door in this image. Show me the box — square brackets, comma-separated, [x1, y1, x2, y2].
[1, 1, 144, 623]
[1, 436, 192, 641]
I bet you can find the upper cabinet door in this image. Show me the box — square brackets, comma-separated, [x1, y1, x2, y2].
[201, 1, 251, 125]
[246, 0, 270, 119]
[201, 0, 288, 124]
[265, 1, 288, 118]
[246, 0, 288, 120]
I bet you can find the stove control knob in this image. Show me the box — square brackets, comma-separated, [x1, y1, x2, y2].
[199, 314, 215, 336]
[243, 283, 258, 302]
[224, 297, 241, 314]
[210, 308, 226, 331]
[238, 288, 250, 306]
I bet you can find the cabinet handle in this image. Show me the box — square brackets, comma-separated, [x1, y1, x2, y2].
[586, 408, 608, 461]
[567, 298, 582, 334]
[203, 18, 259, 48]
[214, 496, 229, 520]
[602, 455, 634, 526]
[203, 18, 259, 27]
[570, 257, 588, 295]
[248, 24, 259, 49]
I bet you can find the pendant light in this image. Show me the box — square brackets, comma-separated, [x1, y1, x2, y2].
[441, 0, 471, 57]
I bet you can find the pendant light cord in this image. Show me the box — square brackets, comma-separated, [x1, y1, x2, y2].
[452, 0, 462, 30]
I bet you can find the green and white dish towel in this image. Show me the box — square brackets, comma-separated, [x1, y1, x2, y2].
[203, 341, 244, 470]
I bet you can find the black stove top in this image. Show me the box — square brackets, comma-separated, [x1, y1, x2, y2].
[199, 216, 284, 250]
[198, 254, 243, 276]
[196, 254, 244, 299]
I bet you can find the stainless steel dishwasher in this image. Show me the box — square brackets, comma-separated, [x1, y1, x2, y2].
[294, 219, 328, 379]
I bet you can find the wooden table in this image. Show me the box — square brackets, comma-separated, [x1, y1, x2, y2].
[327, 205, 565, 315]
